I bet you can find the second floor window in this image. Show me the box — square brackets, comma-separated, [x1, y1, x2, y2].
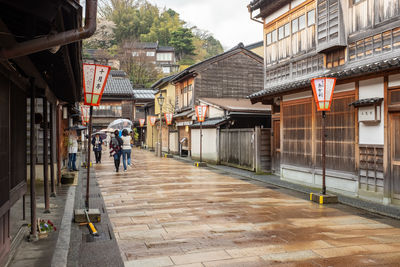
[132, 52, 138, 57]
[307, 10, 315, 26]
[299, 14, 306, 30]
[157, 53, 172, 61]
[146, 51, 155, 57]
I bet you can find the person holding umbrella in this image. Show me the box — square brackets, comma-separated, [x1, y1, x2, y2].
[121, 129, 132, 172]
[92, 133, 103, 164]
[67, 129, 79, 171]
[110, 130, 123, 172]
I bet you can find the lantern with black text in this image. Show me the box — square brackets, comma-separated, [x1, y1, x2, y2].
[81, 105, 90, 126]
[139, 119, 145, 127]
[83, 63, 111, 106]
[150, 116, 157, 126]
[195, 105, 208, 122]
[164, 113, 173, 125]
[311, 77, 336, 111]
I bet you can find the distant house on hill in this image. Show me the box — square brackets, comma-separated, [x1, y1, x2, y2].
[122, 42, 179, 74]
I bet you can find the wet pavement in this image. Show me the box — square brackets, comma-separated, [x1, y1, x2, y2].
[95, 148, 400, 267]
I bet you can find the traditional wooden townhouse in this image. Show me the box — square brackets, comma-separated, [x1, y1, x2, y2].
[0, 0, 94, 263]
[248, 0, 400, 205]
[149, 74, 177, 153]
[172, 43, 265, 157]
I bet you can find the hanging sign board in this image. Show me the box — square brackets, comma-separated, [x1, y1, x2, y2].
[311, 77, 336, 111]
[164, 113, 173, 125]
[81, 105, 90, 125]
[195, 105, 208, 122]
[83, 63, 111, 106]
[150, 116, 157, 126]
[139, 119, 145, 127]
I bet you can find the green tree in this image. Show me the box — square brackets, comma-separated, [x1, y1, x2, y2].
[169, 28, 196, 61]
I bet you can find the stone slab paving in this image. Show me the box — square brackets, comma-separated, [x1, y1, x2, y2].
[95, 149, 400, 267]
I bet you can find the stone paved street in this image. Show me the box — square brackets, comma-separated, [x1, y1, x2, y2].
[95, 148, 400, 267]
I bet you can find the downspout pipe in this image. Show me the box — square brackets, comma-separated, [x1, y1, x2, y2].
[0, 0, 97, 60]
[247, 5, 264, 25]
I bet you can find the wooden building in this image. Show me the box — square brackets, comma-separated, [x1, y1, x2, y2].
[172, 43, 264, 156]
[0, 0, 89, 263]
[248, 0, 400, 205]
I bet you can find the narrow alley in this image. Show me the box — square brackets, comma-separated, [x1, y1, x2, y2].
[95, 148, 400, 267]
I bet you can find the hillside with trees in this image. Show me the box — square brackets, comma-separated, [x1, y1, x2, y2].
[84, 0, 224, 87]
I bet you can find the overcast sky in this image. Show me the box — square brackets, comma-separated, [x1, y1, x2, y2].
[148, 0, 263, 50]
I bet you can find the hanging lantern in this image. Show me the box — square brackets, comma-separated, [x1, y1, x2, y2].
[83, 63, 111, 106]
[139, 119, 145, 127]
[81, 105, 90, 125]
[311, 77, 336, 111]
[150, 116, 157, 126]
[195, 105, 208, 122]
[164, 113, 173, 125]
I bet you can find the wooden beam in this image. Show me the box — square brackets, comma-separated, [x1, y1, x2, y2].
[383, 75, 390, 199]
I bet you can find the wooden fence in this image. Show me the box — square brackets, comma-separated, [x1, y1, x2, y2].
[219, 127, 271, 172]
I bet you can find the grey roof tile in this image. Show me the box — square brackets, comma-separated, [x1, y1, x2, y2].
[132, 90, 157, 100]
[103, 76, 134, 96]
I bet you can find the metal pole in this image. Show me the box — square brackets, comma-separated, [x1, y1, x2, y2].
[86, 106, 93, 209]
[30, 80, 37, 237]
[200, 122, 203, 163]
[43, 97, 50, 213]
[322, 111, 326, 195]
[22, 194, 25, 221]
[50, 103, 56, 197]
[159, 107, 163, 157]
[151, 125, 154, 151]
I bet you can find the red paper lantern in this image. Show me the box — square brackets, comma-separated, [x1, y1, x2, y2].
[164, 113, 173, 125]
[81, 105, 90, 125]
[195, 105, 208, 122]
[83, 63, 111, 106]
[139, 119, 145, 127]
[311, 77, 336, 111]
[150, 116, 157, 126]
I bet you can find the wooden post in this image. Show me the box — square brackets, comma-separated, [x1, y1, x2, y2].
[50, 103, 56, 197]
[43, 97, 50, 213]
[56, 105, 62, 186]
[86, 106, 93, 209]
[30, 80, 37, 237]
[322, 111, 326, 195]
[200, 122, 203, 162]
[255, 126, 261, 172]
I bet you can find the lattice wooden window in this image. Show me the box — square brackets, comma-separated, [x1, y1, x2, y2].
[315, 93, 355, 172]
[389, 89, 400, 105]
[326, 48, 346, 68]
[359, 145, 384, 192]
[282, 99, 313, 167]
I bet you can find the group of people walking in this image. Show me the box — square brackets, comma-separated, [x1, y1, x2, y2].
[67, 128, 133, 173]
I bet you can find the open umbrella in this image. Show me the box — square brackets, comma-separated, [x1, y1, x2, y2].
[67, 125, 87, 131]
[107, 119, 132, 130]
[91, 132, 107, 139]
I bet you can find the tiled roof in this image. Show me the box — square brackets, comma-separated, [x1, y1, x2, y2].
[151, 74, 177, 89]
[349, 98, 384, 107]
[249, 54, 400, 99]
[103, 75, 134, 96]
[200, 98, 270, 112]
[124, 42, 158, 49]
[191, 118, 229, 128]
[132, 90, 157, 100]
[110, 70, 127, 77]
[157, 46, 175, 52]
[245, 41, 263, 50]
[174, 109, 194, 118]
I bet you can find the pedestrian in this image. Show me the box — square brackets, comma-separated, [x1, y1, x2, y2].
[92, 133, 103, 164]
[121, 129, 132, 172]
[67, 129, 79, 171]
[110, 130, 123, 172]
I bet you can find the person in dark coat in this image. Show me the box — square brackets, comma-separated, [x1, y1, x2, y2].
[110, 130, 123, 172]
[92, 133, 103, 164]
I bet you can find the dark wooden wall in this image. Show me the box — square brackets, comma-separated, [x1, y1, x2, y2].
[195, 52, 263, 99]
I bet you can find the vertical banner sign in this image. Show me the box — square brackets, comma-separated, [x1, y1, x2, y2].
[81, 105, 90, 126]
[164, 113, 173, 125]
[195, 105, 208, 122]
[139, 119, 145, 127]
[311, 77, 336, 111]
[83, 63, 111, 106]
[150, 116, 157, 126]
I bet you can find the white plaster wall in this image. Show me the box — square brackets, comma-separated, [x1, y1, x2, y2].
[335, 82, 355, 93]
[282, 91, 311, 101]
[359, 78, 384, 145]
[191, 128, 218, 162]
[291, 0, 306, 9]
[389, 73, 400, 87]
[208, 106, 224, 118]
[169, 132, 178, 154]
[265, 4, 290, 24]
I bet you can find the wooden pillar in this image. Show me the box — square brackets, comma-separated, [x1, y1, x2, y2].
[383, 76, 391, 200]
[56, 105, 62, 186]
[30, 81, 37, 237]
[355, 81, 360, 189]
[50, 103, 56, 197]
[43, 97, 50, 212]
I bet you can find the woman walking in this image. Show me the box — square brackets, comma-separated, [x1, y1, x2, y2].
[67, 130, 79, 171]
[110, 130, 123, 172]
[92, 133, 103, 164]
[121, 129, 132, 172]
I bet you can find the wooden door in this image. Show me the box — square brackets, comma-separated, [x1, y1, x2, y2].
[272, 120, 281, 173]
[391, 113, 400, 199]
